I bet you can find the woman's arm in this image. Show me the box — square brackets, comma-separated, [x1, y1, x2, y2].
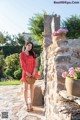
[20, 52, 28, 72]
[20, 52, 32, 77]
[32, 58, 37, 77]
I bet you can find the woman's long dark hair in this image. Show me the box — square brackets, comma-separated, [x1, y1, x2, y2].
[22, 41, 36, 58]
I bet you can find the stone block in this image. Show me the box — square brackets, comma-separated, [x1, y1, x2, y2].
[53, 55, 71, 63]
[33, 86, 44, 106]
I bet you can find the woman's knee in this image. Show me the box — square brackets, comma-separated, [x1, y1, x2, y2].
[30, 84, 35, 90]
[23, 83, 28, 92]
[24, 89, 28, 93]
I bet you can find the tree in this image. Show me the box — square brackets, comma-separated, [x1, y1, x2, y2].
[0, 50, 4, 78]
[0, 32, 6, 45]
[62, 15, 80, 39]
[17, 34, 25, 46]
[26, 37, 32, 42]
[5, 34, 18, 46]
[28, 13, 44, 45]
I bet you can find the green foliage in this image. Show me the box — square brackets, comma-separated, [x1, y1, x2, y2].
[17, 34, 25, 46]
[0, 32, 18, 46]
[5, 53, 20, 78]
[4, 68, 14, 78]
[14, 68, 22, 80]
[0, 50, 4, 66]
[0, 46, 22, 57]
[62, 15, 80, 38]
[5, 53, 20, 70]
[0, 32, 6, 45]
[0, 45, 42, 79]
[5, 34, 17, 46]
[0, 50, 4, 78]
[36, 52, 44, 78]
[0, 45, 42, 57]
[26, 37, 32, 42]
[36, 56, 41, 70]
[34, 45, 42, 57]
[28, 13, 44, 45]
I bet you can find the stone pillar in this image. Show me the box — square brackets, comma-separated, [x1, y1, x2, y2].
[44, 15, 53, 88]
[44, 15, 52, 48]
[51, 14, 60, 33]
[43, 14, 60, 115]
[43, 15, 53, 114]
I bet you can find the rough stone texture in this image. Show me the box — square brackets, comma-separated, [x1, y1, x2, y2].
[33, 81, 44, 106]
[51, 14, 60, 33]
[59, 90, 80, 105]
[44, 39, 80, 120]
[0, 80, 46, 120]
[43, 15, 60, 102]
[44, 15, 52, 48]
[44, 15, 80, 120]
[44, 14, 60, 48]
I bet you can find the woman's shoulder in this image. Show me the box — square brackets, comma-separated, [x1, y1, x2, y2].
[20, 51, 25, 56]
[20, 51, 29, 58]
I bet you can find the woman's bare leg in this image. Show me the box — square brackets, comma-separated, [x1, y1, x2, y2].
[30, 84, 35, 108]
[23, 82, 28, 104]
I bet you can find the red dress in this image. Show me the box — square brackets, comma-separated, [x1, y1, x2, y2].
[20, 51, 40, 83]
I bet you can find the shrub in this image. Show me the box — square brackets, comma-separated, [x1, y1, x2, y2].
[0, 50, 5, 78]
[0, 45, 42, 57]
[36, 52, 44, 78]
[4, 68, 14, 78]
[5, 53, 20, 78]
[36, 56, 41, 71]
[0, 46, 22, 57]
[14, 68, 22, 80]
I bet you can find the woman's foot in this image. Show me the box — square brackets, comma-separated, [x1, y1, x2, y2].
[26, 103, 31, 112]
[30, 103, 33, 111]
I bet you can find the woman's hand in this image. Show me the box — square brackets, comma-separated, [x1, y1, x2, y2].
[26, 72, 32, 77]
[32, 68, 37, 77]
[32, 72, 35, 77]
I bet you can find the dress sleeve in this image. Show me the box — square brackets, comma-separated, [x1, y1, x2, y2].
[20, 52, 27, 72]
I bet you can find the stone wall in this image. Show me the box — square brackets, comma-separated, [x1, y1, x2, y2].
[45, 39, 80, 120]
[44, 15, 80, 120]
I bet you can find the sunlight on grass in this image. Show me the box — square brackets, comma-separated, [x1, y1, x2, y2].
[0, 80, 22, 86]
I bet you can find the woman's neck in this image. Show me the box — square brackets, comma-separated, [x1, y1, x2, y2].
[25, 50, 29, 55]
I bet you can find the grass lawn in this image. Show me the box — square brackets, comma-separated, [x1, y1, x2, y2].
[0, 80, 22, 86]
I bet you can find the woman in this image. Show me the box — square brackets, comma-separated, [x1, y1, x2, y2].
[20, 42, 40, 112]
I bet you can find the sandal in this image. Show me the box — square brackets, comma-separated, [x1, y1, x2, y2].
[26, 103, 31, 112]
[30, 103, 33, 111]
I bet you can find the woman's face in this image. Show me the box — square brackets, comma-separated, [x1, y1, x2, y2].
[26, 43, 32, 51]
